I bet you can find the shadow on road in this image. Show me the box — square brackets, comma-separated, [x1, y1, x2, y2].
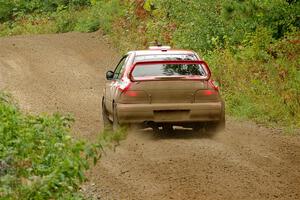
[137, 127, 221, 140]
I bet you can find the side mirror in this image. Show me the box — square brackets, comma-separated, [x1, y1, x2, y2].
[106, 70, 114, 80]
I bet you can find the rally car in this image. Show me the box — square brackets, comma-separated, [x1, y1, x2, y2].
[102, 46, 225, 132]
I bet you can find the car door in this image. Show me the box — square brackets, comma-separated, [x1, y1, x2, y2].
[105, 55, 128, 114]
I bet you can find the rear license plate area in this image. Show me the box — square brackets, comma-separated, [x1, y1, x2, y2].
[154, 110, 190, 121]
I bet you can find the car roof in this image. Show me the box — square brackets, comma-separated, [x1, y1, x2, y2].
[128, 49, 196, 56]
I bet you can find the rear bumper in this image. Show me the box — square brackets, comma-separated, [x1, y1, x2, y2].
[117, 102, 223, 124]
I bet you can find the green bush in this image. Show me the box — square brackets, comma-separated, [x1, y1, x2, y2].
[0, 0, 124, 35]
[0, 1, 14, 22]
[92, 0, 124, 34]
[0, 92, 126, 199]
[0, 0, 91, 18]
[54, 10, 78, 33]
[0, 14, 57, 36]
[124, 0, 299, 52]
[75, 16, 100, 33]
[222, 0, 300, 41]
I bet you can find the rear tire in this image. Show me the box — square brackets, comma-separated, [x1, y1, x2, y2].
[113, 103, 120, 132]
[217, 100, 226, 131]
[102, 99, 112, 130]
[193, 125, 202, 132]
[205, 101, 225, 135]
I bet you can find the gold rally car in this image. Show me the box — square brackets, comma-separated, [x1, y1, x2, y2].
[102, 46, 225, 133]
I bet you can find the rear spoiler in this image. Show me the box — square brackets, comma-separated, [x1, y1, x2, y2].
[128, 60, 211, 81]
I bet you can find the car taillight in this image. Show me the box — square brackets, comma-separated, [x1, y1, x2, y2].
[119, 90, 149, 104]
[194, 89, 220, 102]
[203, 90, 217, 96]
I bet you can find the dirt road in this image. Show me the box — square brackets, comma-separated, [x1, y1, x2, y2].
[0, 33, 299, 200]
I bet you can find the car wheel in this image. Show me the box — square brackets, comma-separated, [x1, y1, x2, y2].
[112, 103, 120, 132]
[192, 125, 202, 132]
[102, 98, 112, 130]
[202, 102, 225, 137]
[217, 100, 226, 131]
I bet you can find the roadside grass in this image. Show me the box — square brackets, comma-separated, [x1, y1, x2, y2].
[205, 32, 300, 131]
[0, 92, 126, 199]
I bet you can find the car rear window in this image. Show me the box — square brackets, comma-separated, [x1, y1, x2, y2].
[134, 54, 197, 62]
[131, 63, 207, 80]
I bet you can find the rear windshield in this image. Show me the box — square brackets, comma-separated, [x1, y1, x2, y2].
[131, 63, 207, 80]
[134, 54, 197, 62]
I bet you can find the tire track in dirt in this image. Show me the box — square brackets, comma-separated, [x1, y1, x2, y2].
[0, 33, 299, 200]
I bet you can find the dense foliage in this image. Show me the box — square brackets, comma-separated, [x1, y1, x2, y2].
[0, 93, 125, 199]
[149, 0, 299, 51]
[0, 0, 122, 35]
[0, 0, 90, 22]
